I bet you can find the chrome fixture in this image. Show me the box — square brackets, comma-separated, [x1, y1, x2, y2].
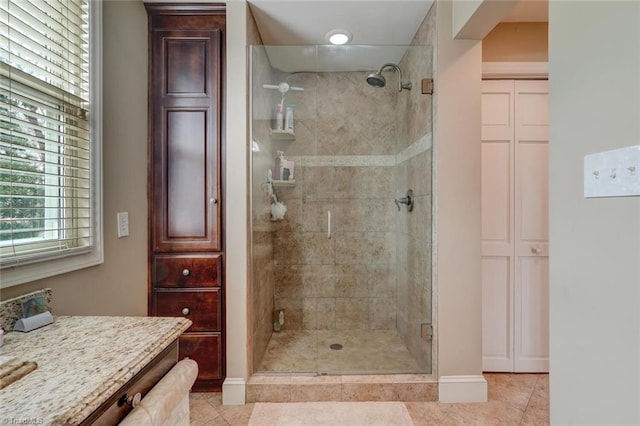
[394, 189, 414, 212]
[366, 63, 412, 92]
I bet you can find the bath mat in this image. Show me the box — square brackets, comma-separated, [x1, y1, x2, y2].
[248, 401, 414, 425]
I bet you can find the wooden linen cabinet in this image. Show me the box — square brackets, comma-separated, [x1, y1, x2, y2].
[146, 3, 226, 392]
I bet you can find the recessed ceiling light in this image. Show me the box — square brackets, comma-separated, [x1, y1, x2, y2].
[326, 29, 352, 45]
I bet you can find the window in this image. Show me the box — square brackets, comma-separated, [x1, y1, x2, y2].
[0, 0, 102, 286]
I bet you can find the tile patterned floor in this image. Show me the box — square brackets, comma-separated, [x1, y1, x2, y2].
[256, 330, 423, 374]
[190, 373, 549, 425]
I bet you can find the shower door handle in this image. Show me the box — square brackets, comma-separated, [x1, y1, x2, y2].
[327, 210, 331, 240]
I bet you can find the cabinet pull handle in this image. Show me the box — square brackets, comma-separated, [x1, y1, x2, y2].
[531, 247, 542, 254]
[182, 269, 190, 277]
[210, 197, 218, 204]
[327, 210, 331, 240]
[182, 307, 190, 315]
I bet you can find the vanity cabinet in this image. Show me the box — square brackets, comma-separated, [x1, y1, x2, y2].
[146, 3, 226, 392]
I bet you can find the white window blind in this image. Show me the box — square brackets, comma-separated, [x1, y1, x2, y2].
[0, 0, 95, 268]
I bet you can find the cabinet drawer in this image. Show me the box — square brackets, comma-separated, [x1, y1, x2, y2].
[80, 342, 178, 425]
[153, 254, 221, 288]
[154, 289, 221, 331]
[179, 333, 222, 381]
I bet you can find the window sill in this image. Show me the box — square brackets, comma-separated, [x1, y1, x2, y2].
[0, 249, 104, 288]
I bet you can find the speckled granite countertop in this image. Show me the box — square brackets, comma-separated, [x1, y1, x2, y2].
[0, 316, 191, 425]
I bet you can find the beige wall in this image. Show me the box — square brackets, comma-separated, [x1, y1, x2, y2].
[549, 1, 640, 423]
[482, 23, 548, 62]
[224, 0, 251, 397]
[1, 1, 149, 317]
[434, 0, 484, 378]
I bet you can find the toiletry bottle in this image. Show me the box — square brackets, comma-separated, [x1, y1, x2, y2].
[285, 104, 295, 132]
[273, 151, 284, 180]
[275, 103, 284, 131]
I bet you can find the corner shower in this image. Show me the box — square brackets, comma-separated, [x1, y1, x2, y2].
[250, 44, 433, 376]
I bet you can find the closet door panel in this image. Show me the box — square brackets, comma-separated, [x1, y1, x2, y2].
[482, 80, 549, 373]
[514, 80, 549, 373]
[481, 80, 515, 371]
[515, 256, 549, 372]
[482, 256, 513, 371]
[517, 141, 549, 247]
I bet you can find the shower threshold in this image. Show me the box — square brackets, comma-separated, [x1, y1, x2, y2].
[247, 372, 438, 403]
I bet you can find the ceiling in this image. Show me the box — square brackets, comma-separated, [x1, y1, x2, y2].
[248, 0, 436, 46]
[247, 0, 547, 72]
[501, 0, 548, 22]
[248, 0, 435, 72]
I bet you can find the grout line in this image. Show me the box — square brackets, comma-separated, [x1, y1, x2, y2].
[518, 377, 539, 425]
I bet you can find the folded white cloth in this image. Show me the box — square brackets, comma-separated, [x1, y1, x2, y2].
[119, 358, 198, 426]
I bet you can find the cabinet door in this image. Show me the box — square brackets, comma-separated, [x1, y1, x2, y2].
[150, 26, 222, 252]
[179, 333, 223, 385]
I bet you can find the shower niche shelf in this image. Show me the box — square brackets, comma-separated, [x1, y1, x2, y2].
[272, 179, 296, 187]
[270, 129, 296, 141]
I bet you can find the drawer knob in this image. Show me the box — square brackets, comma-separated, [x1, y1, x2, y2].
[128, 392, 142, 408]
[182, 307, 190, 315]
[182, 269, 190, 277]
[118, 392, 142, 408]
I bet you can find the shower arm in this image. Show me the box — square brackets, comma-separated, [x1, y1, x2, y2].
[378, 63, 412, 92]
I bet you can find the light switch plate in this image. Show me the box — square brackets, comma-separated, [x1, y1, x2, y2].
[584, 145, 640, 198]
[117, 212, 129, 238]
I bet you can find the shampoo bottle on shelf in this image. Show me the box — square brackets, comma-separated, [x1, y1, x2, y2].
[273, 150, 284, 180]
[285, 104, 295, 132]
[274, 103, 284, 131]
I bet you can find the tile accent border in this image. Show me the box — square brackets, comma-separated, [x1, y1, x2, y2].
[438, 375, 487, 403]
[288, 132, 432, 168]
[222, 378, 247, 405]
[290, 155, 395, 167]
[396, 133, 432, 165]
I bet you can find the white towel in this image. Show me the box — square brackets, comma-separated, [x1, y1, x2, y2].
[119, 358, 198, 426]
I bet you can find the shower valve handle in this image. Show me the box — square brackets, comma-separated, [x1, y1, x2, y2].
[394, 190, 414, 212]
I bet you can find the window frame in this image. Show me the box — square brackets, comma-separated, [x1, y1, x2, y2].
[1, 0, 103, 288]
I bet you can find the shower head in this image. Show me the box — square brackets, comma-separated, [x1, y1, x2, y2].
[366, 72, 386, 88]
[365, 63, 412, 92]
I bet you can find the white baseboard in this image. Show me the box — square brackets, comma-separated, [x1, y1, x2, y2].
[438, 375, 487, 403]
[222, 378, 246, 405]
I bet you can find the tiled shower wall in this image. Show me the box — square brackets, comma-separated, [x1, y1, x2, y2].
[272, 72, 399, 331]
[251, 44, 278, 369]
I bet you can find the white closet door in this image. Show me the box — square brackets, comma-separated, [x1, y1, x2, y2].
[481, 80, 515, 372]
[481, 80, 549, 373]
[514, 80, 549, 372]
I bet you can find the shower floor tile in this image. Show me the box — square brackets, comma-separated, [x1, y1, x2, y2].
[257, 330, 423, 375]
